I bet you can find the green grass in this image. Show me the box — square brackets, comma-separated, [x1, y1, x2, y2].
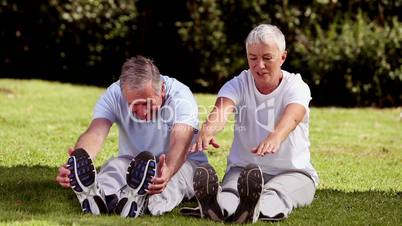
[0, 79, 401, 226]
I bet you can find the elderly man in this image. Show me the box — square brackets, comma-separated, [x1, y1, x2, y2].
[190, 24, 319, 223]
[56, 55, 206, 217]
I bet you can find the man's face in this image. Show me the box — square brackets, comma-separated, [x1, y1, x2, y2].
[123, 80, 165, 121]
[247, 41, 287, 84]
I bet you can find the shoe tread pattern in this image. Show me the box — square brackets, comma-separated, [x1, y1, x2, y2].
[193, 163, 223, 222]
[67, 148, 95, 193]
[232, 164, 263, 224]
[126, 151, 156, 196]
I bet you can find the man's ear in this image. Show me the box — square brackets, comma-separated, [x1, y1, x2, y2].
[161, 81, 166, 98]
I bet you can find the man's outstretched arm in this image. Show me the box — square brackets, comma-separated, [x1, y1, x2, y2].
[56, 118, 112, 188]
[74, 118, 113, 158]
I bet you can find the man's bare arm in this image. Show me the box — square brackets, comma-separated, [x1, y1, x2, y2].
[74, 118, 113, 158]
[56, 118, 112, 187]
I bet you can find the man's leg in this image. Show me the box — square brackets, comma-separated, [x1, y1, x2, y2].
[259, 172, 316, 221]
[148, 160, 198, 216]
[97, 155, 133, 197]
[96, 154, 133, 212]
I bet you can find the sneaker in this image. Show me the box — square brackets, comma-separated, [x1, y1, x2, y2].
[259, 212, 286, 221]
[231, 164, 263, 224]
[115, 151, 156, 218]
[193, 163, 223, 222]
[179, 206, 202, 218]
[67, 148, 108, 215]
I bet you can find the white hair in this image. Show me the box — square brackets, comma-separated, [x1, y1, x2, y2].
[245, 24, 286, 53]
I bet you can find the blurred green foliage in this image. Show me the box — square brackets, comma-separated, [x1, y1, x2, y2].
[292, 13, 402, 106]
[50, 0, 138, 65]
[176, 0, 269, 90]
[51, 0, 137, 66]
[176, 0, 402, 106]
[0, 0, 401, 106]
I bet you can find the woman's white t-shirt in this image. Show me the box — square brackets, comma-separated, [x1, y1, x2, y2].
[218, 70, 319, 186]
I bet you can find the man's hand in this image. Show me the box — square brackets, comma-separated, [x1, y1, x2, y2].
[251, 133, 281, 156]
[147, 154, 172, 195]
[55, 147, 75, 188]
[190, 130, 220, 152]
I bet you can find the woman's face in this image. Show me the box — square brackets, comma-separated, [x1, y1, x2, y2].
[247, 41, 287, 85]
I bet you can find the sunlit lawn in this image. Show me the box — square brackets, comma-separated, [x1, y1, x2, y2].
[0, 79, 401, 225]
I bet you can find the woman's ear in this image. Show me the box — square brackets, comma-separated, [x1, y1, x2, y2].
[280, 50, 287, 65]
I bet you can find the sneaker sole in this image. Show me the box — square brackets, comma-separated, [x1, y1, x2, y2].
[193, 164, 223, 222]
[179, 206, 202, 218]
[67, 148, 108, 215]
[116, 151, 156, 218]
[232, 164, 263, 224]
[115, 197, 139, 217]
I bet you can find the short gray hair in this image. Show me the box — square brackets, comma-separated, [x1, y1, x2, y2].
[119, 55, 161, 94]
[245, 24, 286, 53]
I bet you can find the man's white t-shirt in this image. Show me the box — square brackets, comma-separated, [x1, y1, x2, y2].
[218, 70, 319, 186]
[93, 75, 207, 162]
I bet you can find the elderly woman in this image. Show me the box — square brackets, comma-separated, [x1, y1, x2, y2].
[190, 24, 319, 223]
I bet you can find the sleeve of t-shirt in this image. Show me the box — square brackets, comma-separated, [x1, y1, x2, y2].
[283, 77, 312, 110]
[92, 83, 119, 123]
[173, 87, 199, 130]
[217, 77, 241, 106]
